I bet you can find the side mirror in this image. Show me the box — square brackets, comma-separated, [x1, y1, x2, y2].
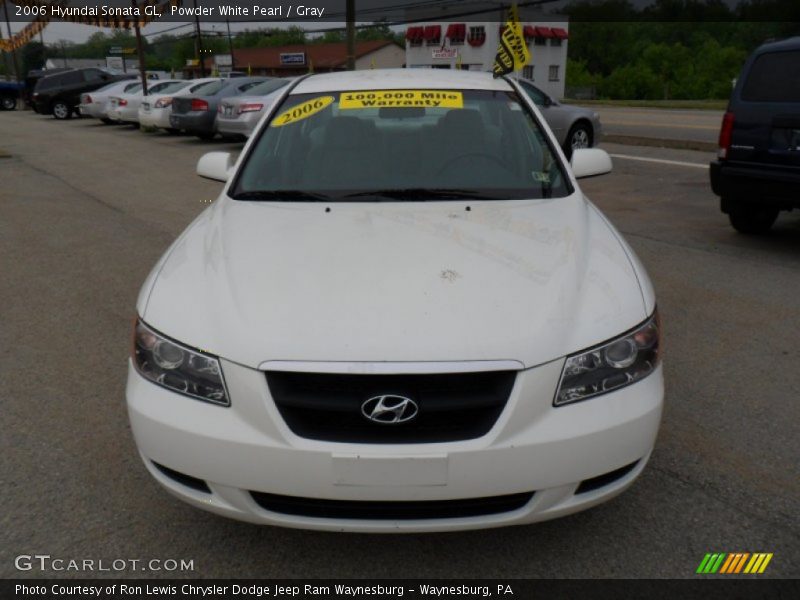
[197, 152, 234, 182]
[542, 95, 553, 107]
[570, 148, 613, 179]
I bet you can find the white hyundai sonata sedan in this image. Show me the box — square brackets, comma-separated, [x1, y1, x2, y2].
[127, 69, 663, 532]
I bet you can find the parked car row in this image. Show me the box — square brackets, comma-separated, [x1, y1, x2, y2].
[18, 67, 285, 140]
[19, 67, 600, 149]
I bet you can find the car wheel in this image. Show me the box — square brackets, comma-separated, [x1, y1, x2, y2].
[565, 122, 592, 158]
[52, 101, 72, 120]
[166, 128, 181, 135]
[1, 95, 16, 110]
[727, 203, 779, 234]
[100, 118, 114, 125]
[197, 132, 216, 141]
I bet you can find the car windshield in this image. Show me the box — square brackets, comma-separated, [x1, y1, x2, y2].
[190, 80, 224, 95]
[245, 78, 290, 97]
[232, 88, 571, 201]
[148, 81, 187, 95]
[94, 81, 123, 93]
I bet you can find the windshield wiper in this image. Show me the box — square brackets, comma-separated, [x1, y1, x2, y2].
[231, 190, 332, 202]
[341, 188, 496, 201]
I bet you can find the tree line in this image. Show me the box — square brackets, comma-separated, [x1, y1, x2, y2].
[563, 0, 799, 99]
[0, 23, 402, 78]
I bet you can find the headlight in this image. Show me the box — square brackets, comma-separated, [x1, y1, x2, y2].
[132, 319, 230, 406]
[554, 311, 660, 406]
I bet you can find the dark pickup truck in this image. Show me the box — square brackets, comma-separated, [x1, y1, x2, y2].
[0, 81, 24, 110]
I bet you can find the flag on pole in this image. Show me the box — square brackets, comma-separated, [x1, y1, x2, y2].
[492, 3, 530, 78]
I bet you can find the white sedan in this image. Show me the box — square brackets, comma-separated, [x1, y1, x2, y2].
[216, 77, 293, 138]
[108, 80, 188, 125]
[78, 79, 140, 123]
[127, 69, 663, 532]
[138, 78, 223, 132]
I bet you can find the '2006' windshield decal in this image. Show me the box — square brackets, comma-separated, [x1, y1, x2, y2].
[271, 96, 335, 127]
[339, 90, 464, 109]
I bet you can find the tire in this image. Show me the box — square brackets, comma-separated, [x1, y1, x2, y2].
[727, 203, 778, 234]
[564, 122, 592, 158]
[100, 118, 114, 125]
[1, 95, 16, 110]
[52, 100, 72, 120]
[196, 132, 216, 141]
[166, 128, 180, 135]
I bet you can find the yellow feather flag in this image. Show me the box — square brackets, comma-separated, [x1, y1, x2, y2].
[492, 3, 530, 78]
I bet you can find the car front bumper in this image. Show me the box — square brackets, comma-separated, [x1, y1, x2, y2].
[127, 357, 663, 532]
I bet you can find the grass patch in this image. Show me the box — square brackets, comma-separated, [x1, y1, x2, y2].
[565, 99, 728, 110]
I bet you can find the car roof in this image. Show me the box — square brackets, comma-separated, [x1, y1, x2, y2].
[292, 69, 515, 94]
[755, 35, 800, 54]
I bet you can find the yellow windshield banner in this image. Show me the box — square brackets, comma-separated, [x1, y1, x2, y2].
[492, 3, 531, 78]
[271, 96, 335, 127]
[339, 90, 464, 110]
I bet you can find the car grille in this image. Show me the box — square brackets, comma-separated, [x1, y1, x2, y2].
[266, 370, 516, 443]
[250, 490, 534, 520]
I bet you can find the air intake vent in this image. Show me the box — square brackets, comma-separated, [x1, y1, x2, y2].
[152, 461, 211, 494]
[250, 491, 534, 520]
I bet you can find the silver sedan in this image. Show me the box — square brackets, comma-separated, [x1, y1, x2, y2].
[216, 78, 293, 138]
[517, 79, 602, 157]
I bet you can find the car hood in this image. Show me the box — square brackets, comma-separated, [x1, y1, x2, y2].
[140, 194, 650, 369]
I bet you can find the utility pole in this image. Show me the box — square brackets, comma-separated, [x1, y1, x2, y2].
[193, 0, 206, 77]
[2, 0, 21, 81]
[132, 1, 147, 94]
[226, 18, 235, 71]
[345, 0, 355, 70]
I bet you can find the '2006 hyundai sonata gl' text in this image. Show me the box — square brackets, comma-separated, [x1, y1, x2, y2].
[126, 69, 663, 532]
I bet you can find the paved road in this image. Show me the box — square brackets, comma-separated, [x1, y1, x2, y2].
[1, 112, 798, 579]
[581, 106, 725, 145]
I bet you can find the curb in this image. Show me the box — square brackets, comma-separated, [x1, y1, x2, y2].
[601, 134, 716, 153]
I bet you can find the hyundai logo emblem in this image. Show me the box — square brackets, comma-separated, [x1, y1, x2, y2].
[361, 395, 419, 425]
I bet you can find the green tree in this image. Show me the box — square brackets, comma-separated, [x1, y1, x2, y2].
[21, 41, 46, 74]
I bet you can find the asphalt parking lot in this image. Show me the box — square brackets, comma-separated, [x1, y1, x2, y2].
[1, 111, 798, 579]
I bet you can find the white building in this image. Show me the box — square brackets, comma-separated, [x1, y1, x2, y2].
[404, 20, 569, 100]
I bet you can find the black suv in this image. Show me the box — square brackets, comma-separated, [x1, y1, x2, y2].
[710, 36, 800, 234]
[32, 68, 133, 119]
